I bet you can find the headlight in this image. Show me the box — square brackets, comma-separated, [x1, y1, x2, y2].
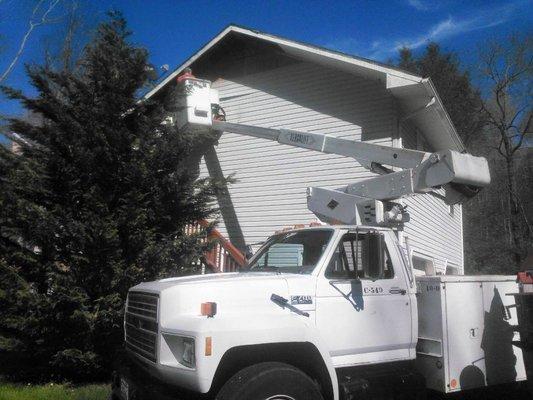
[180, 337, 195, 367]
[161, 333, 196, 368]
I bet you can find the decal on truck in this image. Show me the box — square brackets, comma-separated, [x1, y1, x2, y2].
[291, 295, 313, 305]
[363, 286, 384, 294]
[288, 132, 313, 145]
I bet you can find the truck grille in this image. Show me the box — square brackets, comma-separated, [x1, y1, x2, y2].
[125, 291, 159, 363]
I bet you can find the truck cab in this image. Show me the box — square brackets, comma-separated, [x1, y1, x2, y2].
[116, 226, 420, 400]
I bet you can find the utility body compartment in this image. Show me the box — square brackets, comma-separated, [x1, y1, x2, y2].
[415, 275, 526, 393]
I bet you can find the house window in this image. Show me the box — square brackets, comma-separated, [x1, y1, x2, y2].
[449, 204, 455, 216]
[412, 254, 435, 276]
[446, 264, 460, 275]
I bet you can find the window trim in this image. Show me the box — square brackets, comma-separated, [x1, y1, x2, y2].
[325, 231, 394, 281]
[411, 251, 436, 275]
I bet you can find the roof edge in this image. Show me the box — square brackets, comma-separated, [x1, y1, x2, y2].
[142, 25, 463, 152]
[143, 24, 423, 100]
[422, 78, 466, 152]
[143, 25, 236, 100]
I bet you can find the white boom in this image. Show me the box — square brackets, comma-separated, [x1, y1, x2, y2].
[175, 75, 491, 228]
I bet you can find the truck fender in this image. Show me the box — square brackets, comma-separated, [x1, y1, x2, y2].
[204, 314, 339, 400]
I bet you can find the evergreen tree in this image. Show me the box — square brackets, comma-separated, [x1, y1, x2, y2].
[0, 12, 223, 382]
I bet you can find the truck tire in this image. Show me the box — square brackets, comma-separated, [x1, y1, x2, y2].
[216, 361, 324, 400]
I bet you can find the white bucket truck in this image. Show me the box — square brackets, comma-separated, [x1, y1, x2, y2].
[112, 74, 527, 400]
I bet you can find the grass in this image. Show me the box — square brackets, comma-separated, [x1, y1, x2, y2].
[0, 381, 529, 400]
[0, 383, 110, 400]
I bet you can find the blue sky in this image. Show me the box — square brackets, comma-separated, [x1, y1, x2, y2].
[1, 0, 532, 126]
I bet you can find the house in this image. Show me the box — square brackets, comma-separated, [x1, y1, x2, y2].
[146, 25, 466, 275]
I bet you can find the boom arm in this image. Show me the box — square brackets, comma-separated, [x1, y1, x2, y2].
[176, 76, 490, 228]
[212, 121, 429, 170]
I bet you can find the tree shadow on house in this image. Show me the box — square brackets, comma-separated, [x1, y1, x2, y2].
[204, 145, 247, 252]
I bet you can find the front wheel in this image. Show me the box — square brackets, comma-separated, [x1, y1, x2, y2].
[216, 362, 324, 400]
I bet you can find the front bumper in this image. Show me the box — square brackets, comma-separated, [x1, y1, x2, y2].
[111, 349, 208, 400]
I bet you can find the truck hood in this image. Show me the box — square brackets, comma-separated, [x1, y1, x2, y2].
[130, 273, 316, 327]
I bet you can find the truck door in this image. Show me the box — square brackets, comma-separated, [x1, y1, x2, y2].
[315, 230, 413, 366]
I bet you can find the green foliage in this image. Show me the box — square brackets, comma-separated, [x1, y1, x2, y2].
[0, 12, 224, 382]
[398, 43, 484, 147]
[0, 383, 109, 400]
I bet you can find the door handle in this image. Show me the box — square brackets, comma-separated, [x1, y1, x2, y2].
[389, 287, 406, 295]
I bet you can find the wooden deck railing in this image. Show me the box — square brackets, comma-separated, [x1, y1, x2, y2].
[185, 221, 246, 273]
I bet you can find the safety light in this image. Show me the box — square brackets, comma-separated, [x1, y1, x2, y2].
[201, 302, 217, 317]
[205, 336, 212, 356]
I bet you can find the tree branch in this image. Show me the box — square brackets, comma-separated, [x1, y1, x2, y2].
[511, 188, 533, 237]
[0, 0, 61, 84]
[511, 113, 532, 154]
[508, 104, 529, 129]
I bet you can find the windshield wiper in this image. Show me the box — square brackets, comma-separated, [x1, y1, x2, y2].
[270, 294, 309, 317]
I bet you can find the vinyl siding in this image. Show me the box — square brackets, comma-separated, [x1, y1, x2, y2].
[400, 123, 464, 271]
[199, 61, 464, 271]
[200, 62, 392, 245]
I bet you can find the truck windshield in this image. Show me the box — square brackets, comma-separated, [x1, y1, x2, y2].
[246, 230, 333, 274]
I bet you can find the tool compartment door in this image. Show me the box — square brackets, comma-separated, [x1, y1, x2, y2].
[444, 281, 486, 392]
[481, 280, 527, 385]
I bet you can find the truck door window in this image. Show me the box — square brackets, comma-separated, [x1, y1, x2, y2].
[326, 233, 393, 280]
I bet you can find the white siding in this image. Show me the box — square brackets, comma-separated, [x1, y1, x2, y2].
[400, 123, 464, 271]
[199, 61, 464, 272]
[200, 62, 393, 247]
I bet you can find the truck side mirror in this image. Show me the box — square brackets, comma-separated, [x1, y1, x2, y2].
[366, 234, 384, 279]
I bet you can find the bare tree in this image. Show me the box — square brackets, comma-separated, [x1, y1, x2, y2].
[42, 0, 82, 72]
[478, 33, 533, 266]
[0, 0, 61, 84]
